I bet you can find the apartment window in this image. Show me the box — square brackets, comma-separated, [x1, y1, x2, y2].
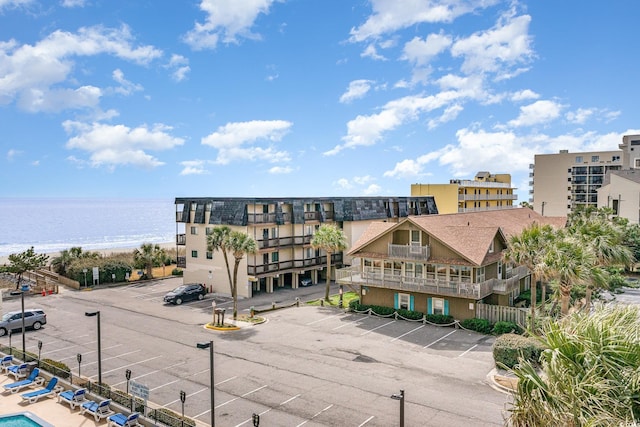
[191, 250, 198, 258]
[613, 155, 620, 162]
[591, 155, 599, 162]
[397, 293, 411, 310]
[575, 156, 583, 163]
[190, 226, 198, 235]
[410, 230, 420, 244]
[497, 261, 502, 278]
[263, 253, 269, 265]
[433, 298, 444, 315]
[271, 227, 278, 238]
[635, 158, 640, 168]
[306, 248, 313, 258]
[460, 266, 472, 282]
[271, 252, 279, 263]
[205, 227, 213, 235]
[489, 240, 494, 253]
[476, 266, 485, 282]
[206, 251, 213, 260]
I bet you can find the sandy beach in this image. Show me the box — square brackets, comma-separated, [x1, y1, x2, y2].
[0, 242, 175, 266]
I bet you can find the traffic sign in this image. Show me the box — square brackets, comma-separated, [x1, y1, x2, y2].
[129, 380, 149, 400]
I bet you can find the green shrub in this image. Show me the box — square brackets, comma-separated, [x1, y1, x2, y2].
[425, 314, 455, 324]
[492, 333, 544, 369]
[171, 268, 183, 276]
[41, 358, 71, 379]
[492, 321, 523, 335]
[150, 407, 196, 427]
[396, 308, 424, 320]
[461, 318, 493, 334]
[348, 299, 360, 309]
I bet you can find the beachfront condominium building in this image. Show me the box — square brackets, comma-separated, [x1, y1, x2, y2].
[531, 149, 623, 217]
[174, 196, 438, 298]
[410, 171, 517, 214]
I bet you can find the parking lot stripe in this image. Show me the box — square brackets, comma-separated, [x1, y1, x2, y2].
[360, 320, 395, 336]
[99, 355, 163, 376]
[150, 379, 180, 392]
[424, 330, 456, 348]
[358, 415, 375, 426]
[164, 387, 208, 406]
[215, 385, 268, 409]
[306, 313, 343, 325]
[58, 344, 123, 362]
[332, 318, 365, 330]
[84, 349, 142, 370]
[112, 361, 187, 387]
[390, 324, 426, 342]
[457, 344, 478, 358]
[296, 404, 333, 427]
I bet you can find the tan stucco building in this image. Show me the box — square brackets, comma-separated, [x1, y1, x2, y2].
[411, 172, 517, 214]
[174, 196, 438, 299]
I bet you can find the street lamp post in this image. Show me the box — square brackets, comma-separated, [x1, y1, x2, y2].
[196, 340, 214, 427]
[85, 311, 102, 388]
[390, 389, 405, 427]
[82, 269, 87, 288]
[339, 285, 344, 308]
[20, 283, 29, 359]
[37, 340, 42, 367]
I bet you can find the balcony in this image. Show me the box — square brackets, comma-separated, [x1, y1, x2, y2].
[247, 253, 343, 276]
[388, 244, 430, 260]
[247, 213, 292, 224]
[336, 265, 526, 299]
[176, 234, 186, 245]
[177, 256, 186, 268]
[258, 235, 313, 249]
[304, 212, 321, 221]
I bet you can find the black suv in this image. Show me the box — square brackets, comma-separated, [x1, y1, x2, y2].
[163, 283, 207, 305]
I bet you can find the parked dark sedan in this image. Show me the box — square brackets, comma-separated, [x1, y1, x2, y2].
[163, 283, 207, 305]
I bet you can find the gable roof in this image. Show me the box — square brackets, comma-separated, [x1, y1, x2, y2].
[349, 207, 566, 266]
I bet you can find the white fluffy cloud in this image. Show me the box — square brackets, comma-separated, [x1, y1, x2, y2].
[63, 121, 184, 169]
[401, 32, 452, 66]
[350, 0, 498, 42]
[180, 160, 209, 175]
[202, 120, 292, 165]
[0, 25, 162, 112]
[183, 0, 280, 50]
[339, 80, 374, 103]
[327, 91, 461, 155]
[508, 100, 563, 127]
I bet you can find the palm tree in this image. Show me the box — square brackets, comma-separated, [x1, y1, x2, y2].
[206, 226, 233, 290]
[311, 224, 348, 301]
[503, 223, 556, 328]
[207, 226, 257, 320]
[228, 231, 257, 320]
[567, 214, 634, 308]
[544, 236, 597, 315]
[508, 304, 640, 426]
[133, 243, 165, 279]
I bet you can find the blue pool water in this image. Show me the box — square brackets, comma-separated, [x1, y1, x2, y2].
[0, 412, 54, 427]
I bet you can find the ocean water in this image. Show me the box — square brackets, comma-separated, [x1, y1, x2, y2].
[0, 198, 176, 257]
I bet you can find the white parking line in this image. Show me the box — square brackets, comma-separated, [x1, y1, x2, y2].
[360, 320, 395, 336]
[306, 313, 343, 325]
[296, 404, 333, 427]
[230, 394, 299, 427]
[59, 344, 123, 362]
[214, 385, 268, 410]
[332, 318, 367, 330]
[390, 324, 426, 342]
[98, 355, 163, 376]
[424, 330, 456, 348]
[84, 349, 142, 369]
[358, 415, 375, 426]
[458, 344, 478, 358]
[112, 361, 187, 387]
[150, 379, 180, 392]
[164, 387, 209, 406]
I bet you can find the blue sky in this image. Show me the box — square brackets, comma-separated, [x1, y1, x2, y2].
[1, 0, 639, 202]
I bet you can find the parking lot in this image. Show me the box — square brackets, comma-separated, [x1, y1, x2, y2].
[0, 279, 509, 426]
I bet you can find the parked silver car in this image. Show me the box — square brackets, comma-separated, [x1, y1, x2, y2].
[0, 309, 47, 336]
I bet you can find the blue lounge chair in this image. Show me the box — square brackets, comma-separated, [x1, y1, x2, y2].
[3, 367, 44, 393]
[57, 387, 86, 410]
[20, 376, 62, 404]
[6, 363, 28, 380]
[80, 399, 115, 422]
[107, 412, 141, 427]
[0, 355, 13, 373]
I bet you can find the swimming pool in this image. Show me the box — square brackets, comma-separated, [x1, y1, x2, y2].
[0, 412, 54, 427]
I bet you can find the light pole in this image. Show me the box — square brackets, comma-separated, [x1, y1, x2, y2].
[390, 389, 405, 427]
[8, 330, 12, 356]
[20, 283, 29, 359]
[197, 340, 214, 427]
[85, 311, 102, 387]
[82, 269, 87, 288]
[339, 284, 344, 308]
